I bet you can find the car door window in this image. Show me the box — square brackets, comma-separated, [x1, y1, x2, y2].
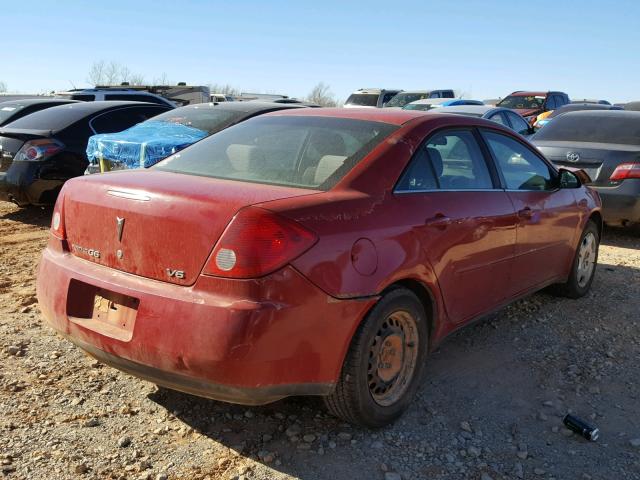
[429, 92, 440, 98]
[482, 130, 556, 191]
[90, 106, 167, 134]
[487, 112, 508, 126]
[382, 93, 396, 105]
[546, 96, 557, 110]
[505, 112, 531, 135]
[396, 130, 494, 191]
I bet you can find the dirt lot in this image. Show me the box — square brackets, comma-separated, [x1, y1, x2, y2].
[1, 201, 639, 480]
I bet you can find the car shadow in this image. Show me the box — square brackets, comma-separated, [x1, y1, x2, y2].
[602, 224, 640, 249]
[144, 232, 640, 479]
[0, 205, 52, 228]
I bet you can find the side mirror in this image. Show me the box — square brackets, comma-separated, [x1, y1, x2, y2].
[558, 168, 584, 188]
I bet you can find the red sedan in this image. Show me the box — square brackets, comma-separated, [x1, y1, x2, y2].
[37, 108, 601, 427]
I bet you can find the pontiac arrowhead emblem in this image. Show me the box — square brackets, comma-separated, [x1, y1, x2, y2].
[116, 217, 125, 242]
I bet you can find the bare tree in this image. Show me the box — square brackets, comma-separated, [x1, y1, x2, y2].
[209, 83, 241, 96]
[153, 73, 172, 85]
[0, 81, 6, 93]
[306, 82, 339, 107]
[87, 61, 146, 86]
[86, 61, 106, 85]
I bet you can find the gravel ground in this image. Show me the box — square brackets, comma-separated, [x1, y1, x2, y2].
[1, 202, 639, 480]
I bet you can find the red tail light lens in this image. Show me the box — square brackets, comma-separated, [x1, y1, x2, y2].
[610, 163, 640, 181]
[15, 139, 64, 162]
[203, 207, 318, 278]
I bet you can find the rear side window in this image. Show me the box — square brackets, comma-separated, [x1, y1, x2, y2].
[442, 91, 455, 98]
[70, 94, 95, 101]
[382, 92, 397, 105]
[482, 130, 555, 190]
[156, 116, 397, 190]
[506, 112, 531, 136]
[487, 112, 508, 126]
[397, 130, 494, 191]
[90, 106, 168, 133]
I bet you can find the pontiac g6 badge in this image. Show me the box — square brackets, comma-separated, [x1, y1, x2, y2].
[116, 217, 125, 242]
[72, 244, 100, 259]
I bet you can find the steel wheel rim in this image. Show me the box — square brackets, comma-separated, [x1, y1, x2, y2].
[367, 310, 419, 407]
[577, 232, 597, 288]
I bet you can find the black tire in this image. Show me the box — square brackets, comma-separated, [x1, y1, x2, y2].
[552, 220, 599, 298]
[324, 288, 428, 427]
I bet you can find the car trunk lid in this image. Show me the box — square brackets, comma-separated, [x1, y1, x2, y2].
[62, 169, 319, 285]
[535, 141, 640, 186]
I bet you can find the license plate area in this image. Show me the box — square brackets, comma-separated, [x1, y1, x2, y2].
[67, 280, 139, 342]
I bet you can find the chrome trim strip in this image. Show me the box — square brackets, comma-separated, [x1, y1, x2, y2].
[394, 188, 505, 194]
[106, 190, 151, 201]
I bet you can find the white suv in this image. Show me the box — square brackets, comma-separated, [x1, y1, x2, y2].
[55, 89, 175, 107]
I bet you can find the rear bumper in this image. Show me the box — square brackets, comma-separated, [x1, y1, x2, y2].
[0, 164, 64, 206]
[37, 242, 376, 404]
[594, 180, 640, 225]
[0, 172, 29, 205]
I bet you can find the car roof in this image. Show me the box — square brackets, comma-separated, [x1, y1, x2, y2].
[1, 101, 169, 134]
[508, 91, 548, 97]
[46, 100, 166, 113]
[558, 110, 640, 120]
[178, 101, 306, 113]
[0, 98, 80, 107]
[431, 105, 497, 115]
[407, 98, 450, 105]
[350, 88, 402, 94]
[265, 107, 429, 125]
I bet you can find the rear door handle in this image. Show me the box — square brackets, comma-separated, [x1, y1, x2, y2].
[425, 214, 452, 229]
[518, 207, 533, 219]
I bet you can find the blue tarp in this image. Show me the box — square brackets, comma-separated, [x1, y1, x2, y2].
[86, 121, 208, 169]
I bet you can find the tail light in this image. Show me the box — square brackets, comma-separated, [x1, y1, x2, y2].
[49, 190, 68, 252]
[203, 207, 317, 278]
[14, 139, 64, 162]
[610, 163, 640, 181]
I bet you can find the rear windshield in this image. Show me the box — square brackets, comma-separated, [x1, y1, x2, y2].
[150, 107, 242, 134]
[533, 114, 640, 145]
[498, 95, 545, 109]
[385, 92, 430, 108]
[345, 93, 379, 107]
[155, 116, 397, 190]
[0, 103, 26, 124]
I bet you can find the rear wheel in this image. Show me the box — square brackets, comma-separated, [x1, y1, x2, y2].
[552, 220, 599, 298]
[324, 288, 428, 427]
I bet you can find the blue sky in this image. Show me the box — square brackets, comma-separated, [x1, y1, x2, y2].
[2, 0, 639, 102]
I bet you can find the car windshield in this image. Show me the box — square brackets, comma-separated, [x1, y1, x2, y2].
[533, 113, 640, 145]
[498, 95, 545, 109]
[150, 107, 243, 134]
[345, 93, 379, 107]
[385, 92, 430, 108]
[155, 116, 397, 190]
[0, 103, 26, 124]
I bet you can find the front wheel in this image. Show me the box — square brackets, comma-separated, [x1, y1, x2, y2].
[324, 288, 428, 427]
[552, 220, 600, 298]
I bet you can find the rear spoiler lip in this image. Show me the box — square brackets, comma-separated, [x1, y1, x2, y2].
[0, 127, 54, 139]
